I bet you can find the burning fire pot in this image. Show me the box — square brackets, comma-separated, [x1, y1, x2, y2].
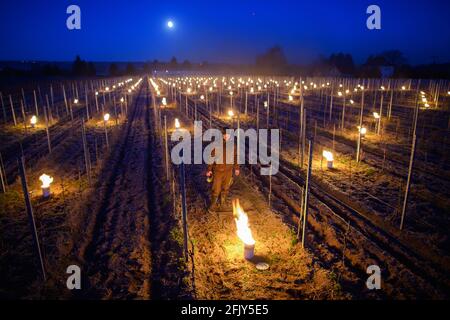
[232, 199, 256, 260]
[322, 150, 334, 169]
[39, 174, 54, 198]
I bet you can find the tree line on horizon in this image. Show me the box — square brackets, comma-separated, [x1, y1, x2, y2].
[0, 49, 449, 79]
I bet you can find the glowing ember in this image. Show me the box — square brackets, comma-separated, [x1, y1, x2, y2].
[39, 174, 53, 189]
[232, 199, 255, 246]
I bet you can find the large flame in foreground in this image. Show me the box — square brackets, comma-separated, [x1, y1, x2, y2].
[232, 199, 255, 246]
[39, 174, 53, 188]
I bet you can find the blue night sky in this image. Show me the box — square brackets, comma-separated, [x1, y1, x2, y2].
[0, 0, 449, 65]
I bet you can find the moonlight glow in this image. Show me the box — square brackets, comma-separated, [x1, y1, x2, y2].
[167, 20, 174, 28]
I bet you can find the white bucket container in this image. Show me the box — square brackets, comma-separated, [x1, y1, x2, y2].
[244, 243, 255, 260]
[42, 187, 51, 198]
[327, 160, 333, 169]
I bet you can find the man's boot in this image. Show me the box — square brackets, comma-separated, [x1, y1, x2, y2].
[208, 195, 218, 213]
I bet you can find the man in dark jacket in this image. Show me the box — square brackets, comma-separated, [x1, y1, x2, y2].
[206, 128, 240, 212]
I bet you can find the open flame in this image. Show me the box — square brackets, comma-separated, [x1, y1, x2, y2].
[322, 150, 334, 161]
[232, 199, 255, 246]
[39, 174, 53, 188]
[174, 118, 180, 129]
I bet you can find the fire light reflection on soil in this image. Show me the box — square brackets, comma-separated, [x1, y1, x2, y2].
[187, 165, 349, 300]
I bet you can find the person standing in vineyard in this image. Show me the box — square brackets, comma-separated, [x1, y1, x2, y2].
[206, 127, 240, 212]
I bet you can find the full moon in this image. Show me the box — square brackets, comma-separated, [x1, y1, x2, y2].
[167, 20, 174, 28]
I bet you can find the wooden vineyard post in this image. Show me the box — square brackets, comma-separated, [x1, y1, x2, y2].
[20, 100, 27, 134]
[299, 96, 304, 168]
[0, 153, 6, 191]
[81, 119, 92, 186]
[50, 85, 54, 112]
[85, 87, 90, 120]
[0, 154, 5, 192]
[179, 149, 189, 261]
[301, 139, 314, 248]
[256, 96, 260, 132]
[329, 84, 334, 122]
[1, 92, 6, 123]
[209, 96, 212, 128]
[302, 108, 306, 168]
[125, 95, 129, 117]
[245, 91, 248, 115]
[378, 92, 384, 135]
[341, 92, 346, 130]
[268, 164, 273, 207]
[296, 186, 304, 239]
[400, 85, 420, 230]
[103, 116, 109, 150]
[43, 100, 52, 154]
[164, 116, 169, 181]
[333, 124, 336, 151]
[18, 156, 47, 281]
[21, 88, 27, 112]
[9, 95, 17, 126]
[34, 90, 39, 117]
[95, 92, 99, 113]
[266, 92, 270, 128]
[62, 85, 69, 116]
[46, 95, 53, 123]
[356, 89, 364, 163]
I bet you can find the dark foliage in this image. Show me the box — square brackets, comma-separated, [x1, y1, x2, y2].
[72, 55, 96, 76]
[255, 46, 288, 74]
[109, 63, 119, 76]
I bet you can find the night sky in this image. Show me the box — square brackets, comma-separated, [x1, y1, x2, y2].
[0, 0, 449, 65]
